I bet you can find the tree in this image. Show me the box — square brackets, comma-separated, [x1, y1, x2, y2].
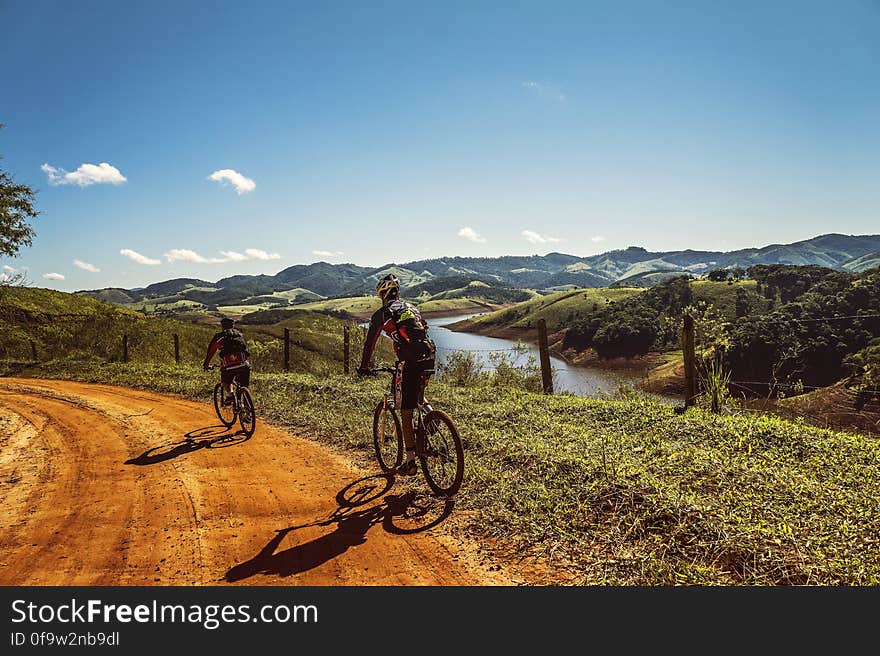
[0, 124, 38, 258]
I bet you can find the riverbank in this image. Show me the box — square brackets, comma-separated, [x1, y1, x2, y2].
[445, 314, 686, 396]
[420, 302, 509, 320]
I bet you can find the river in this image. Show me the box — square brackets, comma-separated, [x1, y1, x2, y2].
[425, 313, 677, 403]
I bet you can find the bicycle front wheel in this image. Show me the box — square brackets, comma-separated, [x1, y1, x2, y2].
[237, 387, 256, 437]
[419, 409, 464, 497]
[214, 382, 236, 427]
[373, 401, 402, 473]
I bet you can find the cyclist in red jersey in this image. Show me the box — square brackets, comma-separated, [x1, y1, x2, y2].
[358, 274, 436, 475]
[203, 317, 251, 406]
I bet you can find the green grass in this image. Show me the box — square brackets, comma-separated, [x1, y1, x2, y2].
[0, 286, 389, 376]
[289, 295, 382, 318]
[417, 297, 499, 314]
[284, 294, 502, 319]
[459, 280, 764, 338]
[6, 284, 880, 585]
[690, 279, 761, 320]
[465, 287, 644, 333]
[5, 356, 879, 585]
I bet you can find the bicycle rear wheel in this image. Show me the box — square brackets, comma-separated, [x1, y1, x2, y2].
[237, 387, 256, 437]
[418, 409, 464, 497]
[213, 382, 236, 428]
[372, 401, 402, 473]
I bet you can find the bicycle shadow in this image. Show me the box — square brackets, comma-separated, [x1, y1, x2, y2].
[224, 473, 455, 582]
[125, 424, 251, 466]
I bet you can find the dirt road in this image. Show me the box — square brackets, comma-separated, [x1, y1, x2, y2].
[0, 378, 511, 586]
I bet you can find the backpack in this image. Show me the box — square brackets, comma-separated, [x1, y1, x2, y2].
[219, 329, 249, 357]
[391, 301, 436, 362]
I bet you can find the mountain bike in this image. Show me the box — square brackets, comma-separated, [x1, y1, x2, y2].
[368, 365, 464, 497]
[208, 365, 256, 437]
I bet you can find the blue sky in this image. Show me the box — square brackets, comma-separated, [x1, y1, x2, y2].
[1, 0, 878, 291]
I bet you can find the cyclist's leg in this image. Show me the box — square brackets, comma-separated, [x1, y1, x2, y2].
[236, 366, 251, 390]
[220, 368, 235, 404]
[418, 358, 435, 405]
[398, 362, 422, 474]
[419, 360, 435, 431]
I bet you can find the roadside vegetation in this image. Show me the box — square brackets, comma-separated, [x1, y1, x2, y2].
[4, 357, 879, 585]
[0, 286, 393, 376]
[4, 283, 880, 584]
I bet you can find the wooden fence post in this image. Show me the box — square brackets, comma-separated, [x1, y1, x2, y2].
[30, 340, 37, 363]
[343, 325, 350, 374]
[283, 327, 290, 372]
[123, 334, 129, 363]
[682, 314, 697, 408]
[173, 333, 180, 364]
[537, 318, 553, 395]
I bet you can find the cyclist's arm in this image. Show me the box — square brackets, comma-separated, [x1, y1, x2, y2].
[358, 310, 383, 371]
[203, 336, 221, 369]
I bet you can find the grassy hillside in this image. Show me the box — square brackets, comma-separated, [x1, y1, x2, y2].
[455, 279, 764, 338]
[260, 292, 512, 321]
[612, 270, 692, 288]
[457, 286, 644, 335]
[690, 279, 766, 319]
[282, 295, 382, 319]
[0, 286, 379, 376]
[6, 358, 879, 585]
[842, 249, 880, 272]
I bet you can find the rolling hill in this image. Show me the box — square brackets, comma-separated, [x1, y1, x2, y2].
[0, 285, 381, 375]
[75, 232, 880, 315]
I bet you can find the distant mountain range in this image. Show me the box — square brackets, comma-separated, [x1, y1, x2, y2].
[77, 233, 880, 309]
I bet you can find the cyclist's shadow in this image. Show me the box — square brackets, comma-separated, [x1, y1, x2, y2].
[224, 474, 454, 582]
[125, 425, 251, 466]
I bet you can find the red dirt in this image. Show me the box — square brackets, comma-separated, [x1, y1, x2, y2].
[0, 378, 515, 586]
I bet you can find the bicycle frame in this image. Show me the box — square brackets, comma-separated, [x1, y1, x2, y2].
[378, 365, 434, 446]
[369, 364, 463, 496]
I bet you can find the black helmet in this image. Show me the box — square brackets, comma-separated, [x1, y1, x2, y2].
[220, 316, 234, 329]
[375, 274, 400, 302]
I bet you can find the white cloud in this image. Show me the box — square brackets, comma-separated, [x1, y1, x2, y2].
[521, 81, 566, 102]
[457, 226, 486, 243]
[218, 251, 248, 262]
[42, 162, 127, 187]
[207, 169, 256, 194]
[313, 250, 344, 257]
[3, 265, 16, 272]
[243, 248, 280, 260]
[42, 272, 65, 280]
[591, 235, 606, 243]
[120, 248, 161, 265]
[165, 249, 225, 264]
[166, 248, 281, 264]
[73, 259, 100, 273]
[522, 230, 561, 245]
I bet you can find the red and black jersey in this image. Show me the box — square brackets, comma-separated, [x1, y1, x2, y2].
[204, 329, 251, 370]
[360, 298, 435, 368]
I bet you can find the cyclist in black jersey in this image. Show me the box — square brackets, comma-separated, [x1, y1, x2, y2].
[358, 274, 436, 475]
[203, 316, 251, 406]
